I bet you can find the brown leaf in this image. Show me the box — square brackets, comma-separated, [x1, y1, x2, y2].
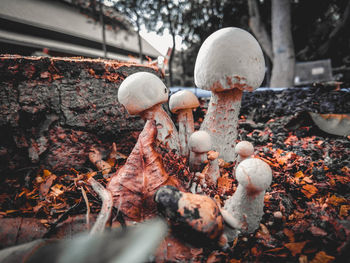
[107, 120, 180, 221]
[39, 174, 57, 196]
[283, 228, 295, 242]
[309, 225, 327, 237]
[284, 241, 307, 256]
[310, 251, 335, 263]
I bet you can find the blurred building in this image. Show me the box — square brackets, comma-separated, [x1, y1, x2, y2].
[0, 0, 161, 61]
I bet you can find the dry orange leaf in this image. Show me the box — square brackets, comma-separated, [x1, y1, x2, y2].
[327, 195, 347, 206]
[301, 184, 318, 199]
[284, 241, 307, 256]
[294, 171, 305, 178]
[310, 251, 335, 263]
[217, 173, 234, 195]
[107, 120, 182, 221]
[339, 205, 350, 217]
[283, 228, 295, 242]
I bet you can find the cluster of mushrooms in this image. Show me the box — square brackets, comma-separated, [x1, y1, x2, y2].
[117, 27, 272, 248]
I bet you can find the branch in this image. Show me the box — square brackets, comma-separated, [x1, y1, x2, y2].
[88, 178, 113, 235]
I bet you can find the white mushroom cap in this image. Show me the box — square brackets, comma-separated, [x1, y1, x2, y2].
[235, 141, 254, 158]
[189, 131, 212, 153]
[236, 158, 272, 191]
[194, 27, 265, 92]
[118, 72, 169, 115]
[169, 90, 200, 113]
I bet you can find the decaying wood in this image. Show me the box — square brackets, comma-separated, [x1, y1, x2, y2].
[0, 55, 162, 174]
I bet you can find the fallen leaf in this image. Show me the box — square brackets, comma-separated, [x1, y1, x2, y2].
[50, 184, 65, 197]
[284, 241, 307, 256]
[39, 174, 57, 196]
[107, 120, 182, 221]
[217, 173, 234, 195]
[310, 251, 335, 263]
[339, 205, 350, 217]
[283, 228, 295, 242]
[301, 184, 318, 199]
[327, 195, 347, 206]
[308, 225, 327, 237]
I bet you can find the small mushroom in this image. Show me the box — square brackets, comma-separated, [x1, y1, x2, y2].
[223, 158, 272, 236]
[188, 131, 212, 171]
[118, 72, 180, 152]
[154, 185, 228, 248]
[169, 90, 200, 156]
[235, 141, 254, 163]
[203, 151, 220, 185]
[194, 27, 265, 162]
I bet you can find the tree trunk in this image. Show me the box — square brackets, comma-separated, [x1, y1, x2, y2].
[98, 1, 107, 58]
[247, 0, 273, 62]
[136, 17, 144, 63]
[0, 55, 162, 174]
[270, 0, 295, 87]
[168, 34, 176, 87]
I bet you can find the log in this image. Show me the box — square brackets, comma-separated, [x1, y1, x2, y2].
[0, 55, 163, 174]
[0, 215, 97, 249]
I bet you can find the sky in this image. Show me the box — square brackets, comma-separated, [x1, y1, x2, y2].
[140, 27, 183, 56]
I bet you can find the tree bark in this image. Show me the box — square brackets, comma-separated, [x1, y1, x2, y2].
[270, 0, 295, 87]
[247, 0, 273, 62]
[0, 55, 162, 174]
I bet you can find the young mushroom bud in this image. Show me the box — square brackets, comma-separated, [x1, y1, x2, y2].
[118, 72, 180, 152]
[169, 90, 200, 156]
[194, 27, 265, 162]
[223, 158, 272, 234]
[205, 151, 220, 185]
[188, 131, 212, 172]
[235, 141, 254, 163]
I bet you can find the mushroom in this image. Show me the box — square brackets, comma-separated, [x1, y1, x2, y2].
[223, 158, 272, 236]
[194, 27, 265, 162]
[188, 131, 212, 171]
[235, 141, 254, 163]
[169, 90, 200, 156]
[202, 151, 220, 185]
[118, 72, 180, 152]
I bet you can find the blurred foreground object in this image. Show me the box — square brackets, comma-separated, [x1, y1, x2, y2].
[309, 113, 350, 136]
[0, 218, 167, 263]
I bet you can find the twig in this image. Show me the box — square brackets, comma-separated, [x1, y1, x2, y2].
[80, 186, 90, 230]
[88, 177, 113, 235]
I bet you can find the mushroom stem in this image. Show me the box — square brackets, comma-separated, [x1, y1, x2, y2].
[224, 184, 265, 233]
[207, 157, 220, 185]
[141, 104, 180, 152]
[177, 109, 195, 156]
[200, 89, 243, 162]
[189, 152, 207, 171]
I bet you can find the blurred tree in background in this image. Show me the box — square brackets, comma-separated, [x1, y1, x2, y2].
[112, 0, 350, 87]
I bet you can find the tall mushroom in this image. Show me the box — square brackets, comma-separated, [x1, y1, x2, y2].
[223, 158, 272, 235]
[118, 72, 180, 152]
[194, 27, 265, 162]
[169, 90, 200, 156]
